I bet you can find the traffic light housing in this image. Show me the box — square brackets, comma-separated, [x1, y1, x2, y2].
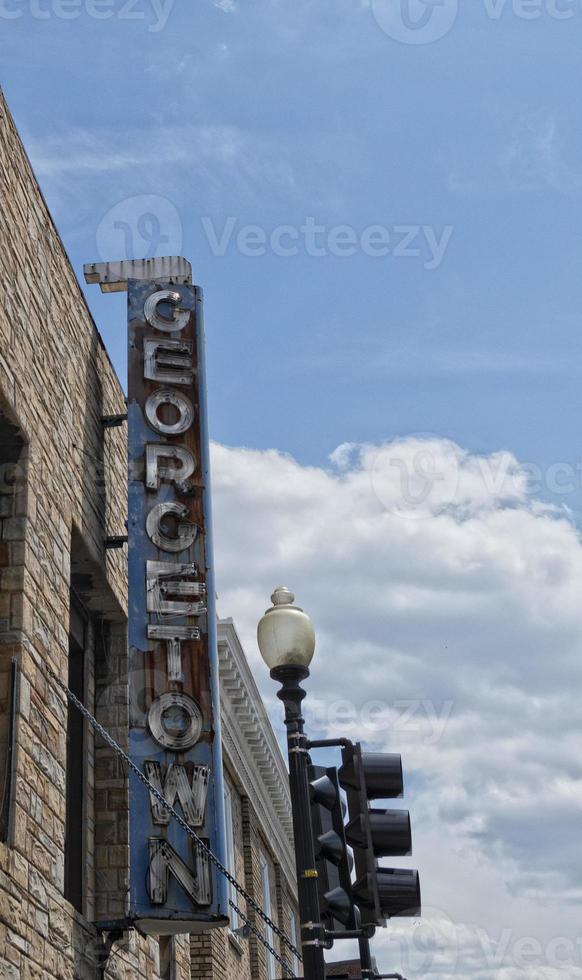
[339, 744, 421, 926]
[308, 764, 356, 930]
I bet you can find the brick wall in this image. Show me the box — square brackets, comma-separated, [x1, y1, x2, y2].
[240, 795, 289, 980]
[326, 961, 370, 978]
[189, 779, 297, 980]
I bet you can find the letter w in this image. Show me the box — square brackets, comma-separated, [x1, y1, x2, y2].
[145, 762, 210, 827]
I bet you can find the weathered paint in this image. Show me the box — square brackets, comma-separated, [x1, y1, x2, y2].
[127, 279, 228, 933]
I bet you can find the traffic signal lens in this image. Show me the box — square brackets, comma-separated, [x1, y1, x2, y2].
[323, 886, 354, 926]
[310, 773, 338, 809]
[362, 753, 404, 799]
[354, 869, 421, 918]
[339, 752, 404, 799]
[368, 809, 412, 857]
[317, 829, 345, 865]
[377, 868, 421, 918]
[346, 809, 411, 856]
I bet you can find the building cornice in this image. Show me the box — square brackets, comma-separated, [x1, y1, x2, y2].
[218, 619, 296, 893]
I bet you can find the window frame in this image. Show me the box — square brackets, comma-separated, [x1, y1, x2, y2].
[64, 595, 88, 913]
[260, 851, 277, 980]
[223, 781, 239, 931]
[287, 904, 300, 977]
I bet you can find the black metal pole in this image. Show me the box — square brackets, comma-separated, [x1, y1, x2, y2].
[272, 664, 326, 980]
[359, 935, 375, 979]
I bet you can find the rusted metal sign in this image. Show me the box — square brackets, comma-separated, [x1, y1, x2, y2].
[127, 279, 227, 933]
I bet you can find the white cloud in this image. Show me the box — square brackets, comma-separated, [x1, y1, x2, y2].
[211, 436, 582, 978]
[24, 119, 300, 225]
[25, 123, 243, 179]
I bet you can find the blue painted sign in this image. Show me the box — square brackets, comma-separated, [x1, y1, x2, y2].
[127, 280, 228, 933]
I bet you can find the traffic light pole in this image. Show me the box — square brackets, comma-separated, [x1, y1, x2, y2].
[272, 665, 326, 980]
[358, 935, 375, 979]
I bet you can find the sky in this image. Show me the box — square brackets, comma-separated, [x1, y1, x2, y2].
[2, 1, 582, 976]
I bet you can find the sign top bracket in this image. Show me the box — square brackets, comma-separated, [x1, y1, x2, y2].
[83, 256, 193, 293]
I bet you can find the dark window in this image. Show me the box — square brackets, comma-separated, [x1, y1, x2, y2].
[0, 660, 17, 842]
[159, 937, 177, 980]
[0, 405, 26, 845]
[64, 597, 86, 912]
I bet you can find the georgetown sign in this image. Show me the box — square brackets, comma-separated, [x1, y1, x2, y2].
[85, 258, 228, 934]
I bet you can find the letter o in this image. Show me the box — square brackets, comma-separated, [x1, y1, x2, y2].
[144, 290, 190, 333]
[148, 692, 203, 750]
[145, 388, 194, 436]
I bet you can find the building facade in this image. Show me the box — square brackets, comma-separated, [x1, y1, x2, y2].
[0, 88, 297, 979]
[194, 619, 299, 980]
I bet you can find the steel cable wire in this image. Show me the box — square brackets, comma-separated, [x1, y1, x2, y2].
[36, 656, 301, 977]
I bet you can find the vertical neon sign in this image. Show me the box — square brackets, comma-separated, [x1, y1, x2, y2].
[126, 278, 227, 933]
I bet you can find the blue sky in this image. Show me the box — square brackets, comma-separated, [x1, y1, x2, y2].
[3, 3, 582, 977]
[2, 0, 582, 489]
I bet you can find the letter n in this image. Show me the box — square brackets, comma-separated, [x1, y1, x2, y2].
[148, 839, 212, 906]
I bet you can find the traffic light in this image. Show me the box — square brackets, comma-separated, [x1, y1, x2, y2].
[339, 745, 421, 926]
[308, 764, 356, 930]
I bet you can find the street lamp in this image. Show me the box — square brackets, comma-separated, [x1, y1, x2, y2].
[257, 587, 325, 980]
